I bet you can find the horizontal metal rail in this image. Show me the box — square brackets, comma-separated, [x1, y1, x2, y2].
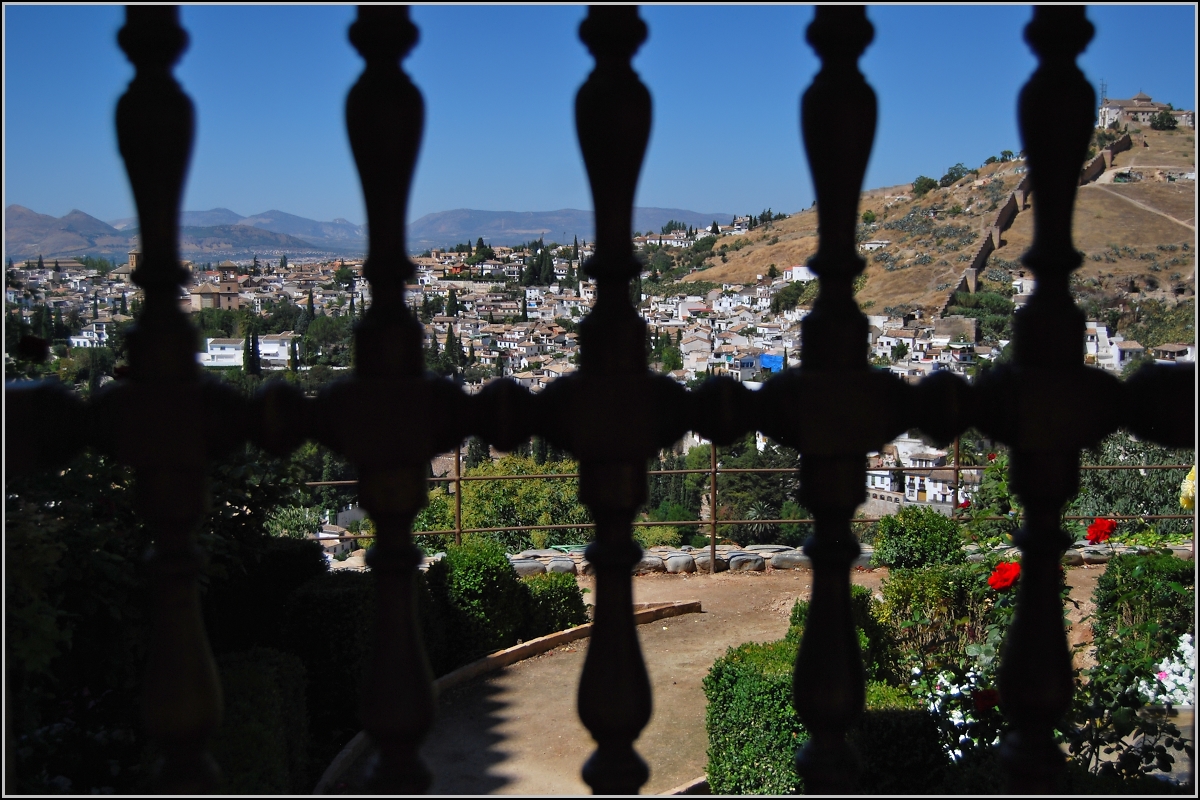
[305, 462, 1196, 487]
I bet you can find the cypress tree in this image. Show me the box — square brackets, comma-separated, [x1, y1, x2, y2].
[521, 296, 528, 322]
[37, 254, 44, 270]
[307, 290, 315, 319]
[289, 338, 298, 371]
[120, 292, 128, 315]
[92, 292, 99, 318]
[349, 293, 355, 317]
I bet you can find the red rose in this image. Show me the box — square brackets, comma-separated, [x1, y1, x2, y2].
[987, 453, 997, 462]
[972, 688, 1000, 712]
[988, 561, 1020, 591]
[958, 499, 971, 509]
[1086, 518, 1117, 544]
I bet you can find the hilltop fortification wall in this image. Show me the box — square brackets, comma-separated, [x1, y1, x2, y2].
[1078, 132, 1133, 186]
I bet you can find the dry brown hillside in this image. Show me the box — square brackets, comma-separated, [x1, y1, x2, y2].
[683, 126, 1195, 314]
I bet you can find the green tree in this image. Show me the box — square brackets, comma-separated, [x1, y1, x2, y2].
[279, 255, 288, 272]
[460, 454, 592, 551]
[333, 267, 355, 292]
[890, 341, 909, 361]
[1149, 110, 1177, 131]
[999, 150, 1014, 162]
[446, 289, 459, 317]
[912, 175, 938, 196]
[265, 506, 323, 539]
[861, 210, 877, 224]
[939, 162, 970, 187]
[661, 346, 683, 372]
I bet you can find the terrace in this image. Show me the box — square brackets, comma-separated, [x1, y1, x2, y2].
[4, 4, 1196, 796]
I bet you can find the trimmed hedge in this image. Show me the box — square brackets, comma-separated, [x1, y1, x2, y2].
[871, 505, 965, 569]
[523, 572, 589, 640]
[706, 595, 946, 794]
[1092, 552, 1195, 671]
[210, 648, 309, 794]
[279, 571, 375, 734]
[204, 536, 329, 655]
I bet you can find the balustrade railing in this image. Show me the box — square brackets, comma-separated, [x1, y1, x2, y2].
[4, 4, 1195, 795]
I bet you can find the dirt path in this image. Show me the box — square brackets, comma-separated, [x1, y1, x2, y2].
[416, 565, 1098, 795]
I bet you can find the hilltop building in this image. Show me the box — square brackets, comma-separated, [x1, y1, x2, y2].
[1098, 91, 1195, 129]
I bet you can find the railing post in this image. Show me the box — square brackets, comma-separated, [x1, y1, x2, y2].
[111, 6, 223, 792]
[334, 6, 465, 791]
[953, 435, 961, 510]
[710, 442, 718, 568]
[455, 442, 463, 546]
[991, 7, 1099, 792]
[542, 5, 686, 792]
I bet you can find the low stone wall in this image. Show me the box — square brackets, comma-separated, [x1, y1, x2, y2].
[397, 536, 1194, 577]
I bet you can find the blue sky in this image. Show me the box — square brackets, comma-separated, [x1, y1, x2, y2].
[4, 4, 1196, 227]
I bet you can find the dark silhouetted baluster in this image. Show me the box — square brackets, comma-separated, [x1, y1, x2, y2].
[540, 5, 685, 793]
[334, 6, 463, 792]
[776, 6, 884, 793]
[992, 7, 1097, 792]
[111, 6, 223, 792]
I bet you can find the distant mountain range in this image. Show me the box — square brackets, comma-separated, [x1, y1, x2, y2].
[6, 204, 734, 262]
[405, 207, 734, 251]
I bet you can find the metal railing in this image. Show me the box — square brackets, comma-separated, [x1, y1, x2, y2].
[308, 455, 1196, 546]
[4, 5, 1195, 795]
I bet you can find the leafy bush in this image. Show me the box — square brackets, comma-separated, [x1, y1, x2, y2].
[876, 562, 995, 657]
[704, 637, 806, 794]
[210, 648, 309, 794]
[1091, 552, 1195, 674]
[440, 536, 529, 658]
[633, 525, 681, 549]
[265, 505, 323, 539]
[705, 612, 946, 795]
[523, 572, 588, 639]
[279, 572, 375, 734]
[872, 505, 965, 569]
[204, 536, 329, 655]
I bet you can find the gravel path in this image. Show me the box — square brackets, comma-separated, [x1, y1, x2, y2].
[330, 564, 1130, 794]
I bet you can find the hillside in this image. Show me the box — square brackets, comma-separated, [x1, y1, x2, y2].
[5, 205, 133, 261]
[683, 127, 1195, 316]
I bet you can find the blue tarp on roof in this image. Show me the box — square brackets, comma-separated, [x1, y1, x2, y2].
[760, 353, 784, 372]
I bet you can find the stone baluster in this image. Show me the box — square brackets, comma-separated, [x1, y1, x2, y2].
[332, 6, 464, 792]
[541, 5, 685, 793]
[990, 7, 1099, 792]
[109, 6, 223, 792]
[782, 6, 882, 793]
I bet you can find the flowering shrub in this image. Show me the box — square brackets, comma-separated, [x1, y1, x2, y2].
[1182, 465, 1196, 511]
[1136, 634, 1196, 707]
[911, 665, 1004, 760]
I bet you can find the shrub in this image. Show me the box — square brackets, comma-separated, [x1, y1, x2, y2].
[704, 626, 947, 795]
[871, 505, 965, 569]
[279, 572, 375, 734]
[204, 536, 329, 655]
[704, 637, 805, 794]
[441, 536, 529, 658]
[633, 525, 681, 549]
[1091, 552, 1195, 673]
[210, 648, 309, 794]
[876, 562, 994, 657]
[523, 572, 588, 639]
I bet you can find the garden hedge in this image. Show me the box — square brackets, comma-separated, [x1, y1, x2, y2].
[204, 536, 329, 655]
[523, 571, 589, 640]
[871, 504, 965, 569]
[705, 596, 946, 794]
[209, 647, 310, 794]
